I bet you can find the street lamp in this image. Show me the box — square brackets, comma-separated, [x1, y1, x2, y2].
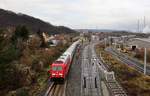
[115, 39, 117, 49]
[144, 48, 147, 75]
[104, 38, 107, 48]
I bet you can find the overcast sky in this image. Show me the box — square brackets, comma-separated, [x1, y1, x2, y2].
[0, 0, 150, 31]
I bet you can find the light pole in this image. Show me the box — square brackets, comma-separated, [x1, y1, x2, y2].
[123, 36, 124, 49]
[144, 48, 147, 75]
[115, 39, 117, 49]
[108, 36, 111, 47]
[109, 36, 111, 47]
[119, 44, 121, 53]
[105, 38, 106, 48]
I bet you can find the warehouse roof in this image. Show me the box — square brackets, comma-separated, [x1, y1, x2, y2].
[128, 38, 150, 48]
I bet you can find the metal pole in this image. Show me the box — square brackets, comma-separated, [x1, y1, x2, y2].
[144, 16, 146, 29]
[105, 38, 106, 48]
[113, 38, 115, 48]
[122, 37, 125, 50]
[137, 19, 140, 32]
[108, 37, 109, 46]
[109, 37, 111, 46]
[144, 48, 147, 75]
[99, 52, 102, 59]
[115, 39, 116, 49]
[108, 36, 110, 46]
[119, 44, 120, 53]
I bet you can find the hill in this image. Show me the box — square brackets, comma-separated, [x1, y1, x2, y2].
[0, 8, 76, 34]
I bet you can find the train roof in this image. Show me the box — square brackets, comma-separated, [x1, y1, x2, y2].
[55, 54, 69, 64]
[53, 40, 80, 64]
[65, 43, 77, 53]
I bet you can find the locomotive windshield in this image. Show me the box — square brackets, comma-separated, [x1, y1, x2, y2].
[52, 66, 62, 71]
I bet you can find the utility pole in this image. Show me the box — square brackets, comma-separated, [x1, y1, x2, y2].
[144, 48, 147, 75]
[118, 44, 120, 53]
[109, 36, 111, 46]
[105, 38, 106, 48]
[137, 19, 140, 33]
[99, 52, 101, 59]
[122, 36, 124, 50]
[143, 16, 146, 28]
[108, 36, 110, 46]
[115, 39, 117, 49]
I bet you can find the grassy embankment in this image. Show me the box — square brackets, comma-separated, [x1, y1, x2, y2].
[96, 44, 150, 96]
[122, 48, 150, 66]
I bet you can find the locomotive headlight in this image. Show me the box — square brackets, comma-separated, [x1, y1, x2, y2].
[59, 73, 63, 76]
[52, 73, 56, 76]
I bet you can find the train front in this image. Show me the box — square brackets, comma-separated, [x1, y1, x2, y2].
[49, 61, 65, 81]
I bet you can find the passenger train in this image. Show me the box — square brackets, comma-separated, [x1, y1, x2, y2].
[48, 40, 80, 82]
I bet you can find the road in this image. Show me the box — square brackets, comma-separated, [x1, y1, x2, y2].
[106, 47, 150, 75]
[81, 43, 102, 96]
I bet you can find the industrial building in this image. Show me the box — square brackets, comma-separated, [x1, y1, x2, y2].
[128, 38, 150, 49]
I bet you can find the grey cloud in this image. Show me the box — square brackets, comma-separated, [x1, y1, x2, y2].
[0, 0, 150, 31]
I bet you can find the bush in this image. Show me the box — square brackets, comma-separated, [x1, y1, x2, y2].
[16, 88, 29, 96]
[0, 44, 20, 64]
[96, 44, 150, 96]
[12, 25, 29, 43]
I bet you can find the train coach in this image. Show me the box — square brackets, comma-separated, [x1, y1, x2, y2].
[48, 40, 80, 82]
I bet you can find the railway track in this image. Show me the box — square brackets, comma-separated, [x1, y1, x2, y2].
[96, 59, 128, 96]
[44, 81, 67, 96]
[105, 80, 127, 96]
[81, 44, 102, 96]
[92, 43, 128, 96]
[106, 47, 150, 75]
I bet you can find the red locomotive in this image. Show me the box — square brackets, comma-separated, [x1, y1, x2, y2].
[48, 40, 80, 82]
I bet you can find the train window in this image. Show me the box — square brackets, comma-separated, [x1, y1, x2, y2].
[57, 66, 62, 70]
[52, 66, 62, 71]
[52, 66, 57, 71]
